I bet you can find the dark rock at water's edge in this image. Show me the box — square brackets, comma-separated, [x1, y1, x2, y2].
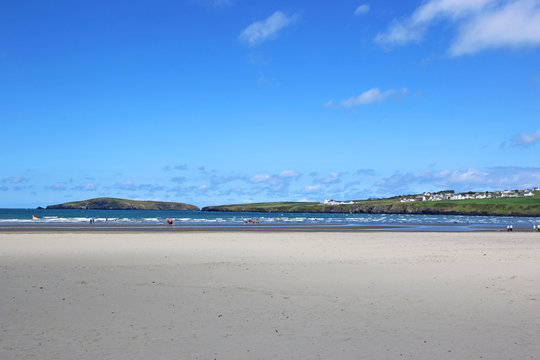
[47, 197, 200, 211]
[36, 206, 45, 210]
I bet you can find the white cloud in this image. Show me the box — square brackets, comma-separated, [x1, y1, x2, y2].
[354, 4, 370, 16]
[376, 0, 493, 45]
[250, 174, 271, 183]
[513, 128, 540, 147]
[450, 0, 540, 55]
[375, 0, 540, 56]
[413, 0, 493, 23]
[335, 88, 408, 107]
[279, 170, 300, 178]
[239, 11, 298, 46]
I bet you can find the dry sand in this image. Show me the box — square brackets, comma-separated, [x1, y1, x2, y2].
[1, 231, 539, 359]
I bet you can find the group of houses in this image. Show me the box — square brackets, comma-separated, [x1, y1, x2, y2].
[400, 188, 539, 203]
[318, 187, 539, 206]
[321, 199, 355, 205]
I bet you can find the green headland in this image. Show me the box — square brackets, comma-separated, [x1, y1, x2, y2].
[47, 197, 199, 211]
[202, 191, 540, 217]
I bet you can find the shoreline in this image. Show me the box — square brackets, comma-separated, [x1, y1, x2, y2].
[0, 222, 526, 232]
[29, 207, 540, 217]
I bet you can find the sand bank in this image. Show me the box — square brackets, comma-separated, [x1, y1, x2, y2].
[1, 232, 539, 359]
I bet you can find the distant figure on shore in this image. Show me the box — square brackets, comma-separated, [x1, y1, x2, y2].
[166, 219, 173, 225]
[534, 224, 537, 232]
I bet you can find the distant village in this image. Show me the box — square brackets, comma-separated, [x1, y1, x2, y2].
[399, 187, 540, 203]
[320, 187, 540, 205]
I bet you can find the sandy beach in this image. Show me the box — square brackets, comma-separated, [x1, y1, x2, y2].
[1, 231, 539, 359]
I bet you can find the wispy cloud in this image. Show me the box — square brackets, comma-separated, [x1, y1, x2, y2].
[194, 0, 233, 8]
[248, 170, 300, 185]
[47, 183, 67, 191]
[114, 180, 137, 191]
[354, 4, 370, 15]
[112, 181, 165, 193]
[162, 164, 188, 172]
[2, 176, 29, 184]
[330, 88, 408, 108]
[513, 128, 540, 147]
[375, 0, 540, 56]
[72, 183, 97, 191]
[322, 172, 340, 184]
[139, 184, 166, 192]
[171, 176, 187, 183]
[303, 184, 321, 193]
[239, 11, 298, 46]
[211, 175, 247, 185]
[356, 168, 376, 176]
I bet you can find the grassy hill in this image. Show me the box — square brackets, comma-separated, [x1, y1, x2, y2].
[202, 192, 540, 217]
[47, 197, 199, 211]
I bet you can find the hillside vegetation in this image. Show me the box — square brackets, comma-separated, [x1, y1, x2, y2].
[202, 192, 540, 217]
[47, 197, 199, 211]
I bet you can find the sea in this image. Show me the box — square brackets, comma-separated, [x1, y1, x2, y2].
[0, 208, 538, 231]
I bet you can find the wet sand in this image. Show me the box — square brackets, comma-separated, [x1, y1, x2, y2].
[1, 231, 539, 359]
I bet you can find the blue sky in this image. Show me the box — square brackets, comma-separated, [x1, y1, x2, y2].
[1, 0, 540, 208]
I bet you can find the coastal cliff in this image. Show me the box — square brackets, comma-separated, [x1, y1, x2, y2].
[47, 197, 199, 211]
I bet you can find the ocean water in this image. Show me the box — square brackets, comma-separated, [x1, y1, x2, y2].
[0, 208, 538, 228]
